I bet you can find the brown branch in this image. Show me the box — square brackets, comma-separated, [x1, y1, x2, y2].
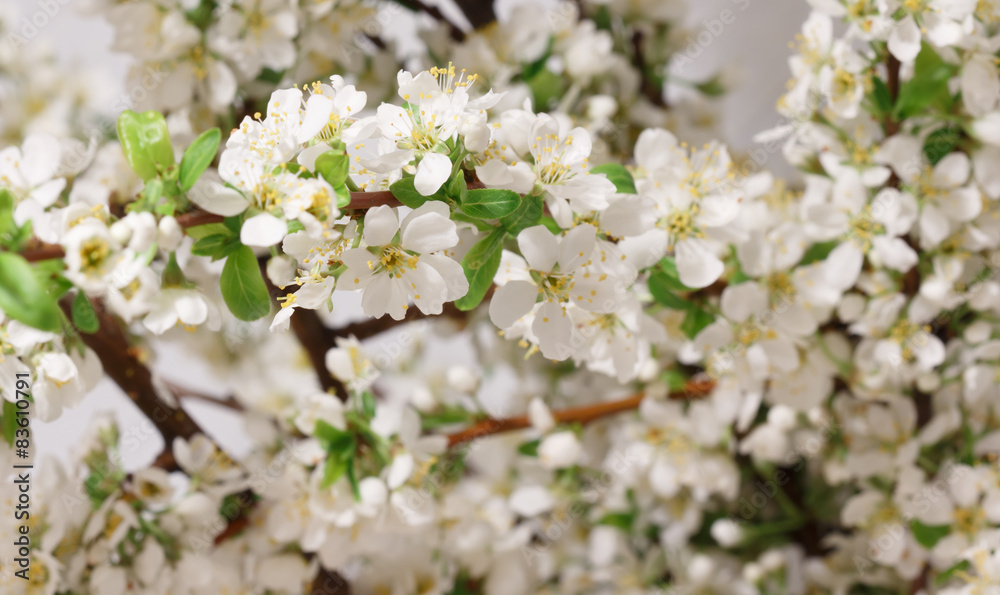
[395, 0, 465, 41]
[59, 297, 204, 449]
[165, 380, 244, 412]
[453, 0, 496, 30]
[886, 54, 900, 134]
[632, 30, 668, 109]
[446, 378, 715, 447]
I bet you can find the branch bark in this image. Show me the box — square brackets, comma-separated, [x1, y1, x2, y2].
[446, 377, 715, 447]
[59, 297, 204, 450]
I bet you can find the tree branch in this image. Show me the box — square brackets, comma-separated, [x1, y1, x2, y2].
[446, 377, 715, 447]
[632, 30, 668, 108]
[59, 297, 204, 450]
[395, 0, 465, 41]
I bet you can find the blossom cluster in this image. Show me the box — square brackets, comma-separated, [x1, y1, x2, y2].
[0, 0, 999, 594]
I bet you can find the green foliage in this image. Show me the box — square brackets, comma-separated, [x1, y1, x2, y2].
[500, 192, 543, 235]
[598, 511, 635, 530]
[219, 245, 271, 321]
[910, 520, 951, 549]
[455, 228, 505, 311]
[71, 291, 100, 334]
[179, 128, 221, 191]
[315, 151, 352, 207]
[517, 439, 540, 457]
[590, 163, 637, 194]
[894, 44, 957, 120]
[117, 110, 174, 181]
[0, 252, 63, 332]
[390, 176, 437, 209]
[460, 188, 521, 219]
[681, 305, 715, 340]
[923, 126, 962, 165]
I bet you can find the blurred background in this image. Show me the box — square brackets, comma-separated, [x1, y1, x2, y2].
[10, 0, 810, 468]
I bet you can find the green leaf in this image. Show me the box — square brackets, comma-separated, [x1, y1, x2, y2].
[0, 188, 15, 242]
[922, 126, 961, 165]
[935, 559, 971, 586]
[598, 512, 634, 530]
[648, 271, 690, 310]
[460, 188, 521, 219]
[315, 151, 350, 188]
[894, 44, 957, 120]
[71, 291, 100, 334]
[910, 520, 951, 549]
[517, 439, 540, 457]
[661, 369, 687, 392]
[389, 176, 439, 209]
[527, 68, 566, 111]
[220, 245, 271, 321]
[655, 258, 692, 291]
[454, 228, 504, 311]
[2, 400, 17, 446]
[867, 77, 893, 117]
[117, 110, 174, 181]
[321, 452, 349, 489]
[0, 253, 62, 333]
[446, 172, 468, 203]
[361, 391, 376, 418]
[590, 163, 636, 194]
[190, 234, 231, 258]
[185, 222, 231, 240]
[500, 192, 543, 235]
[179, 128, 221, 191]
[681, 305, 714, 340]
[798, 240, 838, 266]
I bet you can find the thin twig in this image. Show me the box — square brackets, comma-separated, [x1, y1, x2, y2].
[446, 378, 715, 447]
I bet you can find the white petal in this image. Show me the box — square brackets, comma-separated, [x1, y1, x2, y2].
[363, 205, 399, 246]
[414, 153, 452, 196]
[675, 240, 724, 289]
[557, 224, 596, 271]
[489, 280, 537, 329]
[888, 16, 921, 62]
[517, 225, 558, 272]
[241, 212, 287, 247]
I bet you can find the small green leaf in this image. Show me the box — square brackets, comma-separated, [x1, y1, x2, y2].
[648, 271, 690, 310]
[361, 391, 376, 418]
[71, 291, 100, 334]
[798, 240, 838, 266]
[0, 253, 62, 333]
[179, 128, 221, 191]
[590, 163, 636, 194]
[598, 512, 634, 530]
[446, 173, 468, 203]
[2, 400, 17, 446]
[190, 234, 231, 257]
[390, 176, 438, 209]
[867, 77, 893, 117]
[460, 188, 521, 219]
[654, 258, 692, 292]
[922, 126, 961, 165]
[315, 151, 350, 188]
[910, 520, 951, 549]
[681, 305, 714, 340]
[454, 228, 505, 311]
[321, 452, 349, 489]
[0, 188, 15, 242]
[935, 559, 971, 586]
[517, 439, 540, 457]
[500, 192, 543, 235]
[185, 222, 231, 240]
[117, 110, 174, 181]
[220, 245, 271, 321]
[894, 44, 957, 120]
